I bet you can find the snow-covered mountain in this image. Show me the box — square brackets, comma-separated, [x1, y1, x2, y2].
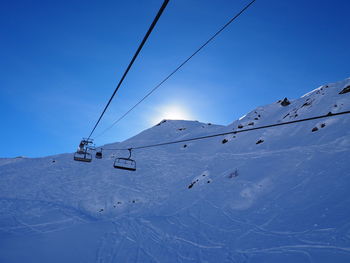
[1, 78, 350, 263]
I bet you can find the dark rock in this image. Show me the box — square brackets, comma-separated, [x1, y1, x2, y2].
[156, 120, 167, 126]
[321, 123, 326, 128]
[339, 85, 350, 94]
[238, 124, 243, 129]
[207, 181, 211, 183]
[183, 144, 187, 148]
[283, 113, 290, 119]
[312, 127, 318, 132]
[302, 101, 312, 107]
[248, 122, 254, 126]
[222, 139, 228, 144]
[256, 139, 264, 145]
[188, 182, 195, 189]
[280, 98, 291, 106]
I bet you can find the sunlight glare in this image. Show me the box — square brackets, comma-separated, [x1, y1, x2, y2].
[150, 104, 194, 125]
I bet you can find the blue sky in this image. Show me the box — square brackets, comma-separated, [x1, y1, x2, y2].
[1, 0, 349, 157]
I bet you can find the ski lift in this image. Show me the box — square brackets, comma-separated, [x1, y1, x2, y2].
[113, 149, 136, 171]
[74, 138, 94, 162]
[95, 149, 103, 159]
[74, 150, 92, 162]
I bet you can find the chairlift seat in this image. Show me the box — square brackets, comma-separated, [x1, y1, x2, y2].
[113, 158, 136, 171]
[95, 151, 103, 159]
[74, 152, 92, 162]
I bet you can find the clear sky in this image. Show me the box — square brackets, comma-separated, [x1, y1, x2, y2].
[1, 0, 349, 158]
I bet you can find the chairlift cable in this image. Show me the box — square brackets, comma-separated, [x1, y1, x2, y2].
[86, 0, 170, 140]
[94, 0, 257, 139]
[102, 110, 350, 151]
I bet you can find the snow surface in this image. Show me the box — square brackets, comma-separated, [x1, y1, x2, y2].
[1, 78, 350, 262]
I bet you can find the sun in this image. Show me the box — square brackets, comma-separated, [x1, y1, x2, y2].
[150, 104, 193, 125]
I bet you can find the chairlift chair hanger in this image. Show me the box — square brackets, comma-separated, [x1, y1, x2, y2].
[113, 148, 136, 171]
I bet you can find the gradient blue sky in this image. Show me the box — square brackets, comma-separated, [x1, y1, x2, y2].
[1, 0, 349, 157]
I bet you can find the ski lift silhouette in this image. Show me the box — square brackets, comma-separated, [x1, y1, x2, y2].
[95, 149, 103, 159]
[74, 150, 92, 162]
[113, 149, 136, 171]
[74, 138, 93, 163]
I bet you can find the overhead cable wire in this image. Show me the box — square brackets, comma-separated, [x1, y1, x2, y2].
[94, 0, 257, 139]
[101, 110, 350, 151]
[86, 0, 170, 140]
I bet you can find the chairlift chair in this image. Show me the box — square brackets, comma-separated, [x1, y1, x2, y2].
[74, 138, 94, 162]
[113, 149, 136, 171]
[95, 149, 103, 159]
[74, 150, 92, 162]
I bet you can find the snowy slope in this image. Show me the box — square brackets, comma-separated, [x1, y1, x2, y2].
[1, 78, 350, 263]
